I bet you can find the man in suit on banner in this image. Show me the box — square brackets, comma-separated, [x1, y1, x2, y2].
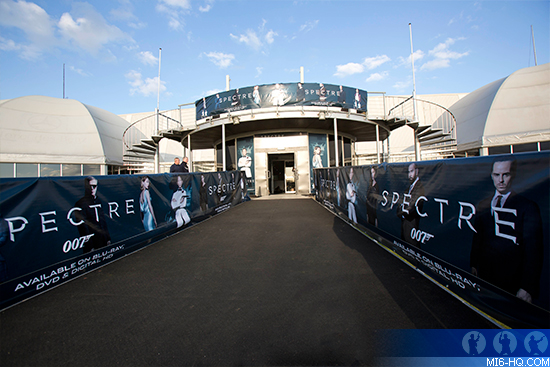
[75, 176, 111, 253]
[470, 157, 543, 303]
[397, 163, 425, 248]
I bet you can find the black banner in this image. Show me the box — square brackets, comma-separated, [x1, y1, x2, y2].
[0, 171, 246, 309]
[196, 83, 368, 120]
[314, 152, 550, 328]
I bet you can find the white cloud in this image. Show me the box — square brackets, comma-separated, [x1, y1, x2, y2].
[421, 59, 451, 71]
[230, 20, 278, 50]
[230, 30, 262, 50]
[363, 55, 391, 70]
[448, 11, 476, 27]
[0, 35, 42, 59]
[58, 3, 133, 55]
[265, 30, 277, 44]
[299, 20, 319, 33]
[256, 67, 263, 78]
[199, 0, 214, 12]
[334, 55, 391, 77]
[366, 71, 389, 82]
[125, 70, 166, 97]
[397, 50, 425, 68]
[334, 62, 364, 77]
[168, 17, 182, 30]
[110, 1, 146, 29]
[156, 0, 190, 30]
[0, 36, 19, 51]
[0, 0, 57, 59]
[0, 0, 134, 59]
[138, 51, 158, 66]
[69, 65, 92, 77]
[204, 51, 235, 68]
[420, 37, 468, 71]
[159, 0, 191, 9]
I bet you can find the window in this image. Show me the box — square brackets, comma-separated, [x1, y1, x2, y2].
[62, 164, 81, 176]
[488, 145, 511, 155]
[16, 163, 38, 177]
[225, 139, 236, 171]
[40, 164, 61, 177]
[83, 164, 100, 175]
[0, 163, 14, 178]
[512, 142, 538, 153]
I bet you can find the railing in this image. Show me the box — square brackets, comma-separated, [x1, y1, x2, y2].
[122, 110, 184, 156]
[387, 96, 414, 118]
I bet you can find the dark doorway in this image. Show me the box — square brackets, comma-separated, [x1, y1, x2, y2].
[268, 153, 295, 195]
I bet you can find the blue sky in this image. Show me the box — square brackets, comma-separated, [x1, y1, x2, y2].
[1, 0, 548, 115]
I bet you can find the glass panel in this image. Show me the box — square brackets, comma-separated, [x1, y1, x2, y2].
[40, 164, 61, 177]
[215, 143, 223, 171]
[83, 164, 101, 175]
[488, 146, 511, 155]
[328, 135, 335, 167]
[343, 137, 352, 166]
[540, 141, 550, 151]
[512, 142, 538, 153]
[16, 163, 38, 177]
[62, 164, 81, 176]
[225, 139, 236, 171]
[285, 161, 295, 193]
[0, 163, 14, 178]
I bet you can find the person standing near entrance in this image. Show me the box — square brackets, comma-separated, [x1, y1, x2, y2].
[170, 157, 184, 173]
[181, 157, 189, 173]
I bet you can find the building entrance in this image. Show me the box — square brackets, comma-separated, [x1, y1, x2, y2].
[268, 153, 295, 195]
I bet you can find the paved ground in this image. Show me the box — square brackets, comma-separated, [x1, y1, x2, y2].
[0, 198, 495, 366]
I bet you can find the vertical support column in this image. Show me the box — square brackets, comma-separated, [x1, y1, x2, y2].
[376, 124, 380, 164]
[326, 134, 331, 166]
[155, 108, 160, 173]
[222, 123, 226, 170]
[414, 130, 420, 161]
[381, 135, 386, 162]
[188, 134, 193, 172]
[333, 117, 339, 167]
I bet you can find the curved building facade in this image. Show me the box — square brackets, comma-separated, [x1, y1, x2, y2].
[451, 63, 550, 155]
[0, 95, 129, 177]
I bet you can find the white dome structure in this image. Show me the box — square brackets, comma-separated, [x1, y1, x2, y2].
[0, 96, 129, 177]
[451, 63, 550, 154]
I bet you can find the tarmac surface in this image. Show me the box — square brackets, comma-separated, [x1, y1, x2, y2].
[0, 197, 496, 366]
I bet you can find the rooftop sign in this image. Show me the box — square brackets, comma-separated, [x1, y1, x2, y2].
[195, 82, 368, 120]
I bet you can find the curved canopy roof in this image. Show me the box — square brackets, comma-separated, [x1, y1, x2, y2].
[451, 63, 550, 152]
[0, 95, 129, 165]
